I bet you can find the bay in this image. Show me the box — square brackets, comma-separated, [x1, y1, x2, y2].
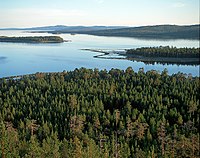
[0, 30, 199, 77]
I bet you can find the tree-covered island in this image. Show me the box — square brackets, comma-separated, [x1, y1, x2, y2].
[0, 36, 65, 43]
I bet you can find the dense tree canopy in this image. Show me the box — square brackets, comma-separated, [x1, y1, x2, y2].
[0, 36, 64, 43]
[63, 25, 200, 40]
[126, 46, 199, 58]
[0, 68, 199, 157]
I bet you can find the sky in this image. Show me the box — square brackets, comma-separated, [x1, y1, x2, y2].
[0, 0, 199, 28]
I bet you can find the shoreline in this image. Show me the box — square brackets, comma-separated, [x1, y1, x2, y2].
[82, 48, 200, 65]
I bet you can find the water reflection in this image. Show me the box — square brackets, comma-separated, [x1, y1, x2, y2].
[0, 30, 199, 77]
[0, 56, 7, 64]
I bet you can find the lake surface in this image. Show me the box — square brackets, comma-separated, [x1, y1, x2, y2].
[0, 30, 199, 77]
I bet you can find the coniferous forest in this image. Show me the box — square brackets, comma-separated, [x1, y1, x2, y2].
[0, 68, 199, 157]
[0, 36, 64, 43]
[126, 46, 199, 58]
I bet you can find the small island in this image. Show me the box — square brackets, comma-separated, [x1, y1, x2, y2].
[0, 36, 65, 43]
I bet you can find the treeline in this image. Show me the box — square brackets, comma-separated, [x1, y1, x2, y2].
[0, 36, 64, 43]
[126, 46, 200, 58]
[0, 68, 199, 157]
[65, 25, 200, 40]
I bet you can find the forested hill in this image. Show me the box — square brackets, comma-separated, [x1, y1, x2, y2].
[0, 25, 126, 31]
[56, 24, 199, 40]
[3, 24, 198, 40]
[0, 68, 199, 157]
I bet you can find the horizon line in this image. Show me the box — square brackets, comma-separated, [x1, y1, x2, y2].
[0, 23, 199, 29]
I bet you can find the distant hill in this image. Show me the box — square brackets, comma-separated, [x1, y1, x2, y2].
[54, 24, 199, 40]
[1, 24, 199, 39]
[0, 25, 68, 31]
[52, 26, 127, 32]
[0, 25, 127, 31]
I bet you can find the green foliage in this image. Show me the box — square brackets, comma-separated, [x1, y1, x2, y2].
[127, 46, 199, 58]
[126, 46, 200, 65]
[0, 67, 199, 157]
[68, 24, 200, 40]
[0, 36, 64, 43]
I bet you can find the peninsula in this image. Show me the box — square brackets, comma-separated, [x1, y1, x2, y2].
[0, 36, 65, 43]
[84, 46, 200, 65]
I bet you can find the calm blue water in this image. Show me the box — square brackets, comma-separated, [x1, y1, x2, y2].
[0, 30, 199, 77]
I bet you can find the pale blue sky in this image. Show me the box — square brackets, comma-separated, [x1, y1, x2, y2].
[0, 0, 199, 28]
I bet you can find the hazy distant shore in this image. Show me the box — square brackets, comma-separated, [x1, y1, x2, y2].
[6, 24, 198, 40]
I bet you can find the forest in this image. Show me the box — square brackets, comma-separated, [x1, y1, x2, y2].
[54, 25, 200, 40]
[126, 46, 200, 58]
[0, 68, 199, 157]
[0, 36, 64, 43]
[86, 46, 200, 65]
